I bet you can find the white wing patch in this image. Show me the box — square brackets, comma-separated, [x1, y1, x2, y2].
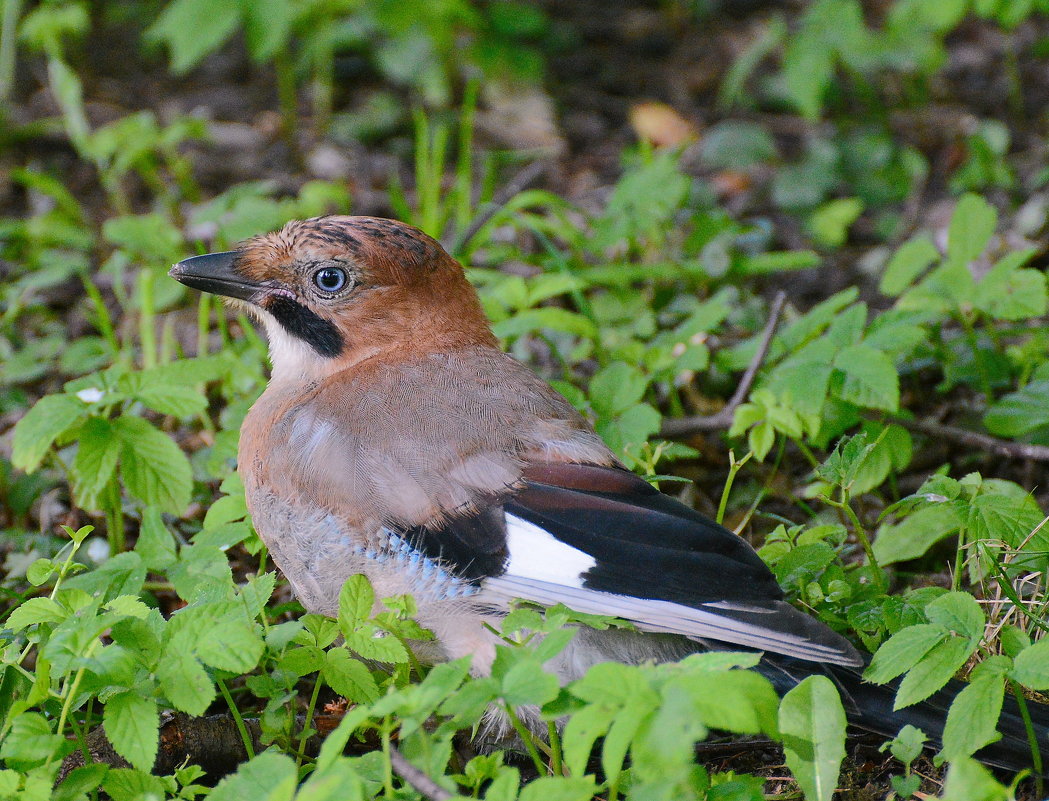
[505, 513, 596, 587]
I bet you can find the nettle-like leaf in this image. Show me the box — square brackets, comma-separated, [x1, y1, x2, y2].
[939, 656, 1009, 762]
[11, 393, 89, 472]
[112, 415, 193, 514]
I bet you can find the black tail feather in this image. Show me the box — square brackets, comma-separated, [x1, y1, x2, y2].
[758, 654, 1049, 776]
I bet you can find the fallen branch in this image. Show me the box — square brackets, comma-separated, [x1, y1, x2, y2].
[660, 291, 787, 438]
[896, 417, 1049, 462]
[388, 744, 455, 801]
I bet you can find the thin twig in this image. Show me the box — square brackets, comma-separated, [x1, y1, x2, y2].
[896, 417, 1049, 462]
[444, 160, 550, 254]
[388, 744, 454, 801]
[660, 291, 787, 438]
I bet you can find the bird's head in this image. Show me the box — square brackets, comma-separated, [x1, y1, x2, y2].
[170, 216, 496, 381]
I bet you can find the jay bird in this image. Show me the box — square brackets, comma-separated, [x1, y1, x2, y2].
[170, 215, 1046, 772]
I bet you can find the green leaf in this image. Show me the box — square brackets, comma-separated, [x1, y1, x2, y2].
[518, 776, 598, 801]
[208, 751, 297, 801]
[925, 592, 984, 641]
[113, 415, 192, 514]
[500, 658, 560, 707]
[146, 0, 242, 74]
[873, 505, 961, 564]
[12, 394, 87, 472]
[157, 648, 214, 716]
[4, 597, 67, 630]
[344, 627, 409, 663]
[966, 491, 1044, 548]
[71, 417, 120, 510]
[136, 507, 178, 570]
[779, 676, 846, 801]
[865, 624, 946, 684]
[322, 649, 380, 703]
[241, 0, 294, 62]
[491, 308, 597, 340]
[947, 193, 997, 266]
[338, 574, 375, 633]
[103, 768, 168, 801]
[939, 757, 1012, 801]
[984, 380, 1049, 438]
[880, 235, 940, 296]
[588, 362, 650, 416]
[562, 703, 617, 776]
[103, 692, 158, 772]
[1011, 639, 1049, 689]
[895, 635, 975, 709]
[807, 197, 863, 248]
[939, 668, 1004, 761]
[975, 249, 1046, 320]
[832, 345, 900, 411]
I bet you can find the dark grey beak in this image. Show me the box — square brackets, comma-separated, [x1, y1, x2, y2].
[169, 251, 260, 302]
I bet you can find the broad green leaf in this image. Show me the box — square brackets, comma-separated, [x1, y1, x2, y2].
[242, 0, 294, 62]
[500, 658, 560, 707]
[895, 635, 975, 709]
[1011, 639, 1049, 689]
[925, 591, 985, 641]
[975, 249, 1045, 320]
[113, 415, 192, 514]
[157, 648, 214, 716]
[880, 235, 940, 296]
[589, 362, 649, 417]
[146, 0, 242, 74]
[208, 751, 297, 801]
[338, 574, 375, 633]
[947, 193, 997, 266]
[685, 669, 779, 735]
[0, 712, 63, 768]
[518, 776, 598, 801]
[136, 507, 177, 570]
[103, 692, 158, 772]
[562, 702, 617, 776]
[71, 417, 120, 510]
[939, 667, 1005, 762]
[873, 505, 961, 564]
[12, 394, 87, 472]
[966, 491, 1044, 548]
[832, 345, 899, 411]
[865, 624, 946, 684]
[344, 627, 409, 663]
[4, 597, 66, 630]
[779, 676, 846, 801]
[323, 649, 380, 703]
[103, 769, 167, 801]
[983, 380, 1049, 438]
[939, 757, 1012, 801]
[491, 307, 597, 340]
[807, 197, 863, 248]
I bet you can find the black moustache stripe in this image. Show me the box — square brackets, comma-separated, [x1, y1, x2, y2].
[264, 296, 344, 358]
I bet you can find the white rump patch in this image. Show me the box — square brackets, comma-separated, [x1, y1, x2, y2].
[505, 514, 595, 587]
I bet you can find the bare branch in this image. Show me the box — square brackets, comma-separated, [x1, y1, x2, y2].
[896, 417, 1049, 462]
[388, 744, 455, 801]
[660, 291, 787, 438]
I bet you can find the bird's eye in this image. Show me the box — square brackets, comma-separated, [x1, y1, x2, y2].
[313, 266, 348, 294]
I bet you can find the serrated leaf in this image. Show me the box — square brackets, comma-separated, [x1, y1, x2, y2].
[966, 491, 1045, 548]
[895, 635, 975, 709]
[103, 692, 158, 772]
[983, 380, 1049, 438]
[136, 507, 177, 570]
[865, 624, 946, 684]
[112, 415, 192, 514]
[880, 235, 940, 296]
[939, 669, 1004, 762]
[873, 505, 961, 564]
[344, 627, 409, 663]
[589, 362, 650, 416]
[975, 250, 1046, 320]
[1011, 639, 1049, 689]
[500, 658, 560, 708]
[323, 649, 380, 703]
[12, 394, 87, 472]
[780, 676, 846, 801]
[338, 574, 374, 633]
[4, 597, 67, 630]
[72, 417, 120, 510]
[157, 649, 213, 716]
[208, 751, 297, 801]
[562, 703, 617, 776]
[832, 345, 899, 411]
[948, 193, 997, 266]
[925, 591, 984, 641]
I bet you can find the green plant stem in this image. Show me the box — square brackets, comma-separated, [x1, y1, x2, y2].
[81, 273, 121, 356]
[0, 0, 22, 102]
[454, 80, 478, 238]
[138, 269, 157, 369]
[381, 715, 396, 797]
[296, 673, 324, 767]
[274, 48, 300, 164]
[951, 527, 968, 591]
[104, 477, 125, 553]
[218, 678, 255, 760]
[716, 450, 752, 526]
[827, 491, 883, 588]
[546, 720, 565, 775]
[959, 312, 994, 403]
[504, 704, 546, 775]
[1010, 680, 1043, 796]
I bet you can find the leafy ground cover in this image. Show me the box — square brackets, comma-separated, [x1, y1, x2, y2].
[4, 1, 1049, 799]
